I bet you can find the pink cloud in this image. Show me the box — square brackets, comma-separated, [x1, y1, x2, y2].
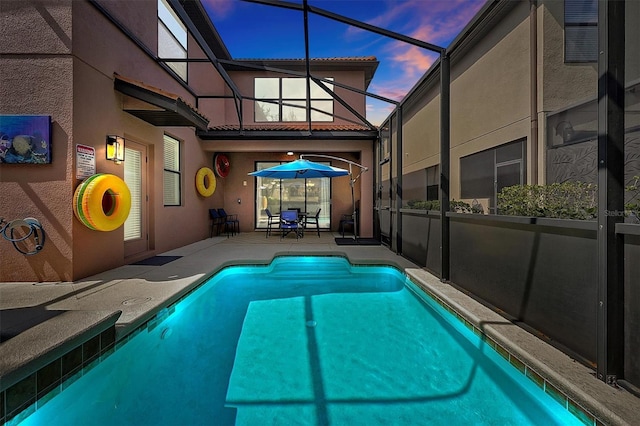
[201, 0, 235, 20]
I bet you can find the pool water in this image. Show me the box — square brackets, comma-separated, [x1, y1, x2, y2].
[19, 256, 582, 425]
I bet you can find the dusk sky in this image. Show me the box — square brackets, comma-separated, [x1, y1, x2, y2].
[202, 0, 486, 125]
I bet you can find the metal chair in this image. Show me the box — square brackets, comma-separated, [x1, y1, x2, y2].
[217, 208, 239, 237]
[339, 210, 357, 237]
[209, 209, 224, 237]
[265, 208, 279, 237]
[304, 208, 321, 237]
[280, 210, 301, 239]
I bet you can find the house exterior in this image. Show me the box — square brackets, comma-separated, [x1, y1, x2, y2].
[0, 0, 378, 282]
[380, 0, 639, 224]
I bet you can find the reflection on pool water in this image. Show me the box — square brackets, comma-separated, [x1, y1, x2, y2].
[18, 256, 584, 425]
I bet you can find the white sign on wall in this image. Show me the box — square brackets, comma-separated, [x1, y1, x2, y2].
[76, 144, 96, 180]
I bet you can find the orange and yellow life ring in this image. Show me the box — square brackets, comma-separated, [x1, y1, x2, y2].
[195, 167, 216, 197]
[73, 174, 131, 231]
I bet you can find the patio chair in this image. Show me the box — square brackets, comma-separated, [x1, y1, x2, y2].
[339, 208, 359, 237]
[304, 208, 321, 237]
[265, 208, 279, 237]
[217, 208, 239, 237]
[280, 210, 301, 239]
[209, 209, 224, 237]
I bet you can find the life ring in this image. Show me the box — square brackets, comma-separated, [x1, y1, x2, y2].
[73, 174, 131, 231]
[195, 167, 216, 197]
[214, 153, 230, 178]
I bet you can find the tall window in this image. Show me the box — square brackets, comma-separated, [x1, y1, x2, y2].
[124, 148, 142, 240]
[564, 0, 598, 63]
[163, 134, 181, 206]
[158, 0, 187, 80]
[460, 140, 525, 212]
[255, 78, 334, 122]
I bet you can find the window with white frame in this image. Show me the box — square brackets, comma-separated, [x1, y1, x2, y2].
[254, 77, 334, 122]
[564, 0, 598, 63]
[158, 0, 188, 81]
[163, 134, 181, 206]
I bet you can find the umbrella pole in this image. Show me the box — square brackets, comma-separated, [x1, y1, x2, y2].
[350, 164, 357, 241]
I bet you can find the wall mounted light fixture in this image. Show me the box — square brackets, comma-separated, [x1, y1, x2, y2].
[106, 135, 125, 163]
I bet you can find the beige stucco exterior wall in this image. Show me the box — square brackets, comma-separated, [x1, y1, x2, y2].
[0, 1, 75, 281]
[540, 0, 597, 113]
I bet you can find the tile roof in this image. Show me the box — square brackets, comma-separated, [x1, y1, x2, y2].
[207, 123, 376, 132]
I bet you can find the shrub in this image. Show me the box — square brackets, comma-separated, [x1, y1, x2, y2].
[498, 182, 597, 219]
[406, 200, 440, 211]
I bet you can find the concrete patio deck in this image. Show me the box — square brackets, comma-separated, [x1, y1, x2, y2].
[1, 231, 639, 425]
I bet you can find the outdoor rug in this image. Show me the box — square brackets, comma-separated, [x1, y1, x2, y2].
[334, 238, 380, 246]
[131, 255, 182, 266]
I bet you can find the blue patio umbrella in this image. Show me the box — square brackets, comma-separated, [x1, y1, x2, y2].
[249, 159, 349, 179]
[250, 155, 367, 240]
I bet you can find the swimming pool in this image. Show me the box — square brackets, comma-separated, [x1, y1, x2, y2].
[17, 256, 584, 425]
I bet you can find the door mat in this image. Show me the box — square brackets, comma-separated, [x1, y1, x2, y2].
[131, 255, 182, 266]
[334, 238, 380, 246]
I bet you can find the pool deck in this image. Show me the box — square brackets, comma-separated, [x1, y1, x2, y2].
[1, 231, 640, 425]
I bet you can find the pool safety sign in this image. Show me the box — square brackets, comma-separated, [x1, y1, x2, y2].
[76, 144, 96, 180]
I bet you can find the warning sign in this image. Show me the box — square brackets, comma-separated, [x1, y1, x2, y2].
[76, 144, 96, 180]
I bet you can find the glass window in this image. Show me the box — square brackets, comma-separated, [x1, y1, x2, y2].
[124, 148, 142, 240]
[254, 161, 332, 229]
[460, 140, 525, 211]
[163, 134, 181, 206]
[254, 77, 334, 122]
[565, 0, 598, 63]
[158, 0, 187, 80]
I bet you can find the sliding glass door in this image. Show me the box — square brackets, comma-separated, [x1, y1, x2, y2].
[254, 162, 332, 229]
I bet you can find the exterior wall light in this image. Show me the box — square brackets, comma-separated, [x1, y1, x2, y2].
[106, 135, 125, 163]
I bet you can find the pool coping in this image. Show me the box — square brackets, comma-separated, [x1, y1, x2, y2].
[406, 268, 639, 426]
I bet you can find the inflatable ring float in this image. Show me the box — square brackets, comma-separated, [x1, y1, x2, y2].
[73, 174, 131, 231]
[214, 153, 230, 178]
[195, 167, 216, 197]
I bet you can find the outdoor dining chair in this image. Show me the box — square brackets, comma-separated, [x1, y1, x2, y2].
[209, 209, 224, 237]
[304, 208, 321, 237]
[217, 208, 239, 237]
[280, 210, 301, 239]
[265, 208, 279, 237]
[339, 210, 358, 237]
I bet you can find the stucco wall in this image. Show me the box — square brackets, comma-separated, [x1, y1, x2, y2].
[0, 1, 74, 281]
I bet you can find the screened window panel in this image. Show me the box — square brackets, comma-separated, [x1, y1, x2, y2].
[311, 78, 334, 98]
[310, 101, 333, 121]
[254, 77, 334, 123]
[564, 0, 597, 63]
[164, 171, 180, 206]
[255, 78, 280, 99]
[124, 148, 142, 241]
[256, 100, 279, 122]
[163, 135, 181, 206]
[158, 0, 187, 80]
[282, 78, 306, 98]
[158, 22, 187, 79]
[282, 101, 306, 122]
[565, 27, 598, 62]
[565, 0, 597, 24]
[158, 0, 187, 47]
[460, 149, 494, 199]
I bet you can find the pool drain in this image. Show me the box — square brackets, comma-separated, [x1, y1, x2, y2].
[306, 320, 317, 327]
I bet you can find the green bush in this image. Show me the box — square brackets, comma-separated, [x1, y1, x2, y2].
[406, 200, 440, 211]
[498, 182, 597, 219]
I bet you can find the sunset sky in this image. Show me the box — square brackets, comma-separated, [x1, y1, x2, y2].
[202, 0, 486, 125]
